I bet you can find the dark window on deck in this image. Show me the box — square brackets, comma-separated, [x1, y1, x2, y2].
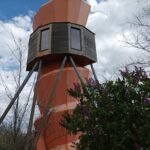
[71, 27, 81, 50]
[40, 29, 49, 51]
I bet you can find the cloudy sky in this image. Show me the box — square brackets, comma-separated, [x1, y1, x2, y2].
[87, 0, 148, 80]
[0, 0, 148, 115]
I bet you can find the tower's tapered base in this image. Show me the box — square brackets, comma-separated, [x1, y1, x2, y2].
[34, 63, 91, 150]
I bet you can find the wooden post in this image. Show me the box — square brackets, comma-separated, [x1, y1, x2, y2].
[32, 56, 67, 149]
[25, 60, 42, 150]
[0, 62, 39, 125]
[90, 64, 99, 84]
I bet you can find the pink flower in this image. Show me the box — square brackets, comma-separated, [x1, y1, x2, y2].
[134, 143, 143, 150]
[144, 97, 150, 105]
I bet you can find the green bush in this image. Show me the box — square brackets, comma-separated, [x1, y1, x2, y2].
[61, 67, 150, 150]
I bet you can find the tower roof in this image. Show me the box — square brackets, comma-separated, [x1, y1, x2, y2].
[33, 0, 90, 31]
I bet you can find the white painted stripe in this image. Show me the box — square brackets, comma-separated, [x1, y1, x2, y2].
[49, 101, 78, 113]
[35, 101, 78, 121]
[49, 142, 77, 150]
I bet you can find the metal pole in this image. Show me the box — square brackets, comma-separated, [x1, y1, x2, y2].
[69, 56, 85, 84]
[90, 64, 99, 84]
[25, 60, 42, 150]
[68, 56, 92, 98]
[0, 62, 39, 125]
[32, 56, 67, 150]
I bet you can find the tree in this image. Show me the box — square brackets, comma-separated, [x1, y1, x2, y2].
[0, 124, 26, 150]
[0, 35, 36, 150]
[61, 67, 150, 150]
[124, 4, 150, 68]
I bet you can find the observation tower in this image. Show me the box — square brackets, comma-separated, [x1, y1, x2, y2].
[27, 0, 97, 149]
[0, 0, 97, 150]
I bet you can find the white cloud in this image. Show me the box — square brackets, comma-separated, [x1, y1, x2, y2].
[87, 0, 148, 80]
[0, 15, 32, 57]
[86, 0, 98, 9]
[0, 0, 149, 117]
[0, 14, 33, 116]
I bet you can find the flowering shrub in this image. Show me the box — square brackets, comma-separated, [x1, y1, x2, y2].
[61, 67, 150, 150]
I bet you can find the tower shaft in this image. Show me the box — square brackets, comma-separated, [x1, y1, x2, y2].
[35, 62, 91, 149]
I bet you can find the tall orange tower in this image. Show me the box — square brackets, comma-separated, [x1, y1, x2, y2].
[26, 0, 97, 149]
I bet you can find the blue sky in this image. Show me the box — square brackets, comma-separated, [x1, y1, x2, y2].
[0, 0, 102, 20]
[0, 0, 101, 20]
[0, 0, 48, 20]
